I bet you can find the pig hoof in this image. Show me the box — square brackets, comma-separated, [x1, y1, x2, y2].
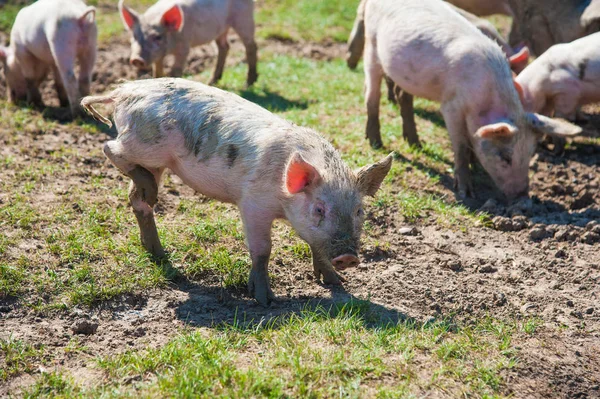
[369, 139, 383, 149]
[248, 272, 275, 306]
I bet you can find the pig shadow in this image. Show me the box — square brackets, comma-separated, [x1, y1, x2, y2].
[41, 106, 117, 137]
[413, 107, 446, 128]
[174, 277, 414, 331]
[238, 89, 310, 112]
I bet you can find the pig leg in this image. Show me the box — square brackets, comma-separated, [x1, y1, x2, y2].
[443, 110, 473, 198]
[396, 89, 420, 147]
[170, 42, 189, 78]
[77, 42, 96, 98]
[384, 75, 396, 103]
[363, 41, 383, 148]
[153, 58, 165, 78]
[231, 5, 258, 86]
[311, 246, 345, 285]
[17, 53, 44, 108]
[50, 41, 80, 118]
[240, 203, 275, 306]
[53, 67, 69, 108]
[208, 31, 230, 85]
[103, 141, 165, 258]
[550, 95, 578, 154]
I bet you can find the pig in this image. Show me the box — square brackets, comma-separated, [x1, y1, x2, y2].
[81, 78, 392, 306]
[118, 0, 258, 86]
[347, 0, 529, 148]
[0, 0, 97, 118]
[515, 32, 600, 153]
[363, 0, 581, 199]
[508, 0, 600, 56]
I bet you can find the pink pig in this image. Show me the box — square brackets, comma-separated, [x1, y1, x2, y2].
[0, 0, 97, 118]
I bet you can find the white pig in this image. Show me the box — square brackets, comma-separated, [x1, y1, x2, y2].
[81, 78, 392, 306]
[516, 32, 600, 121]
[118, 0, 257, 86]
[363, 0, 581, 199]
[0, 0, 97, 117]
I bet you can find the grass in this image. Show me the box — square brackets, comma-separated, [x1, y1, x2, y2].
[20, 303, 531, 398]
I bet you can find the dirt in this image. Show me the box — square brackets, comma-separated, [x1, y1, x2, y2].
[1, 32, 599, 399]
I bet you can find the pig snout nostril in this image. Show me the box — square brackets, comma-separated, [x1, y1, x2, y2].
[331, 254, 360, 270]
[130, 58, 146, 68]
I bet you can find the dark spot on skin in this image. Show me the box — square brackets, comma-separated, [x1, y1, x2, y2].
[430, 76, 440, 86]
[226, 144, 238, 168]
[579, 58, 588, 80]
[194, 136, 203, 157]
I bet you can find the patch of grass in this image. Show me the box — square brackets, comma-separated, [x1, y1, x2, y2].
[256, 0, 357, 43]
[0, 336, 44, 381]
[35, 304, 521, 397]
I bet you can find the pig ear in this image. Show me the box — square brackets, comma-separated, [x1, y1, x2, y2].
[118, 0, 139, 31]
[509, 46, 529, 74]
[476, 122, 517, 140]
[161, 5, 184, 32]
[79, 6, 96, 26]
[354, 153, 393, 197]
[581, 1, 600, 32]
[526, 113, 582, 138]
[285, 153, 321, 195]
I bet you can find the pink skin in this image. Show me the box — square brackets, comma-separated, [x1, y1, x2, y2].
[81, 78, 392, 306]
[0, 0, 96, 118]
[118, 0, 258, 86]
[363, 0, 582, 199]
[516, 32, 600, 120]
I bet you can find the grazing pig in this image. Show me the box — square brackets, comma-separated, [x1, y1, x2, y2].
[0, 0, 97, 117]
[363, 0, 581, 199]
[508, 0, 600, 56]
[81, 78, 392, 306]
[118, 0, 257, 86]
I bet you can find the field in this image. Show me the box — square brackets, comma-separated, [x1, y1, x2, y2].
[1, 0, 599, 397]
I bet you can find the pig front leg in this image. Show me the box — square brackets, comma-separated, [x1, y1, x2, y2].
[364, 40, 384, 148]
[152, 58, 165, 78]
[443, 111, 473, 198]
[208, 31, 230, 85]
[241, 203, 275, 306]
[52, 67, 69, 108]
[310, 246, 345, 286]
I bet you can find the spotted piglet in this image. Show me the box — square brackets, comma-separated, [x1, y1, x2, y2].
[81, 78, 392, 306]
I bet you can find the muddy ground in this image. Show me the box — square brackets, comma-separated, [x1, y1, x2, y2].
[1, 32, 599, 398]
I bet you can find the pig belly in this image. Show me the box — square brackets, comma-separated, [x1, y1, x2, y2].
[169, 155, 243, 204]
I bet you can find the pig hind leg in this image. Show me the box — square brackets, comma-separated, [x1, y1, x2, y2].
[396, 89, 420, 147]
[208, 31, 230, 85]
[363, 40, 384, 148]
[104, 140, 165, 258]
[231, 8, 258, 86]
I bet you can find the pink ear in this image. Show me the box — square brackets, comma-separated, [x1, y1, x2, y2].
[285, 153, 321, 194]
[161, 5, 184, 31]
[509, 46, 529, 74]
[119, 2, 138, 30]
[476, 122, 517, 139]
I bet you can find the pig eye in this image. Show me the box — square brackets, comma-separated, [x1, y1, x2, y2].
[314, 205, 325, 218]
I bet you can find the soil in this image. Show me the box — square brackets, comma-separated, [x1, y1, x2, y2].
[1, 32, 599, 399]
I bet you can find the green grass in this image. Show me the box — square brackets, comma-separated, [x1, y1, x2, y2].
[0, 336, 44, 381]
[21, 304, 529, 398]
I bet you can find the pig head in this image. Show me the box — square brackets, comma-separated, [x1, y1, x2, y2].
[118, 0, 184, 70]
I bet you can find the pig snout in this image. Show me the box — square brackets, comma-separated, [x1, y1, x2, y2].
[129, 57, 146, 68]
[331, 254, 360, 270]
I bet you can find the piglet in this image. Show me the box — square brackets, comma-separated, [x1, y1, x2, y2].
[0, 0, 97, 118]
[118, 0, 257, 86]
[363, 0, 581, 199]
[81, 78, 392, 306]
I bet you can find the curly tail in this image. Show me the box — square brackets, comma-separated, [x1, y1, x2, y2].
[80, 95, 115, 127]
